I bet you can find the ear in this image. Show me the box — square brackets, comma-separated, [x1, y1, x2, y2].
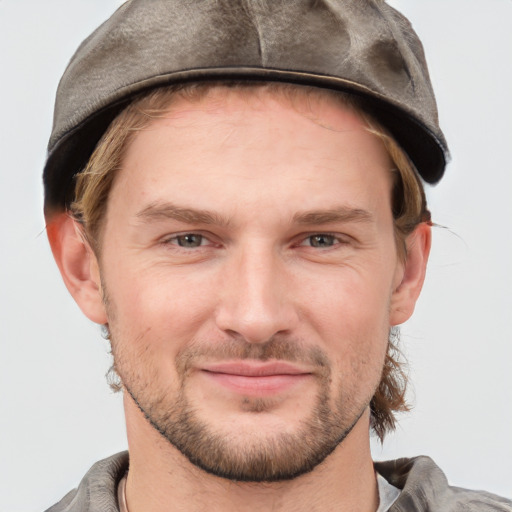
[390, 222, 431, 326]
[46, 212, 108, 324]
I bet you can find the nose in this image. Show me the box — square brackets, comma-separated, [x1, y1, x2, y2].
[215, 245, 299, 344]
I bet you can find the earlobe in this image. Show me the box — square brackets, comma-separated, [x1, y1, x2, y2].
[46, 212, 108, 324]
[390, 222, 431, 326]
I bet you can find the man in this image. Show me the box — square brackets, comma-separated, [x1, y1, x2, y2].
[40, 1, 511, 511]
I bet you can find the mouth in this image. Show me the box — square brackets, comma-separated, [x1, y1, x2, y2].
[199, 361, 313, 395]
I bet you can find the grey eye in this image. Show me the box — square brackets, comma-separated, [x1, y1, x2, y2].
[308, 234, 336, 248]
[176, 234, 204, 248]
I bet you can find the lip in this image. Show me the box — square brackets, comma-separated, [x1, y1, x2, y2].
[202, 361, 311, 376]
[199, 361, 312, 395]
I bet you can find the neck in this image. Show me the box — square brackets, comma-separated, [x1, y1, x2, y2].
[123, 395, 379, 512]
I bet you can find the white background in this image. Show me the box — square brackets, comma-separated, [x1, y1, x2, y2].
[0, 1, 511, 510]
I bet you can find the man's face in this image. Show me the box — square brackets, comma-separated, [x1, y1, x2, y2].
[98, 87, 404, 481]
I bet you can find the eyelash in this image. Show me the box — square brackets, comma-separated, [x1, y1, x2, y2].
[162, 233, 213, 249]
[297, 233, 348, 249]
[161, 232, 349, 250]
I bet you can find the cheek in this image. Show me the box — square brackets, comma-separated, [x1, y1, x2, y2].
[299, 264, 392, 380]
[103, 263, 217, 377]
[303, 262, 394, 336]
[107, 258, 214, 320]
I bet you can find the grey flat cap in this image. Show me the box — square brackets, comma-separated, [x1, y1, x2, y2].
[44, 0, 449, 215]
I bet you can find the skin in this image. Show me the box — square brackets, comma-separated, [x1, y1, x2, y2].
[49, 87, 430, 512]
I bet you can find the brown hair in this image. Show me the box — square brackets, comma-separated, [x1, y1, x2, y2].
[71, 82, 430, 440]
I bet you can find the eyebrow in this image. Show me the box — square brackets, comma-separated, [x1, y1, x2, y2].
[136, 202, 232, 227]
[135, 202, 373, 228]
[293, 207, 373, 225]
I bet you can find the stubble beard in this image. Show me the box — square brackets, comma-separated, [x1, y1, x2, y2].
[112, 332, 371, 483]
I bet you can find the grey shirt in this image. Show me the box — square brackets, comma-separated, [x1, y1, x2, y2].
[45, 452, 512, 512]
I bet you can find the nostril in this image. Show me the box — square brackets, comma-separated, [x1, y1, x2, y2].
[215, 299, 299, 345]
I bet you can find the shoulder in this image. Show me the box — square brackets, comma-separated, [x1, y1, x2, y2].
[44, 451, 129, 512]
[375, 456, 512, 512]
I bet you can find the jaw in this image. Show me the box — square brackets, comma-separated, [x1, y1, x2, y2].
[123, 393, 378, 512]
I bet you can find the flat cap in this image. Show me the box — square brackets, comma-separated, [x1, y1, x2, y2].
[44, 0, 449, 215]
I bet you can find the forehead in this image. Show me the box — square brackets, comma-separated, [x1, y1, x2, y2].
[136, 84, 371, 139]
[108, 85, 393, 224]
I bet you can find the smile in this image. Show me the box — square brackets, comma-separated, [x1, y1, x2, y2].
[200, 361, 313, 395]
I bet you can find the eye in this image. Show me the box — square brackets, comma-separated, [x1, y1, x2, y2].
[172, 233, 206, 248]
[304, 234, 338, 248]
